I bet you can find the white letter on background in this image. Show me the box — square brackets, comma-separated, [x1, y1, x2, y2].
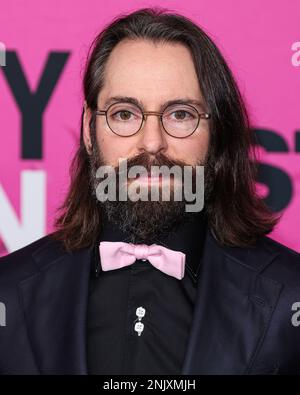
[0, 170, 46, 252]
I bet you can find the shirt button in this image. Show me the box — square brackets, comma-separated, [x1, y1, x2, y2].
[136, 306, 146, 318]
[134, 322, 144, 336]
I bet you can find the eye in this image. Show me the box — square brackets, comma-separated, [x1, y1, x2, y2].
[111, 110, 134, 121]
[163, 104, 197, 122]
[170, 110, 194, 121]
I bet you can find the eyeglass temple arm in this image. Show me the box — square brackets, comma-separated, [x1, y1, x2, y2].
[200, 113, 211, 119]
[95, 110, 106, 115]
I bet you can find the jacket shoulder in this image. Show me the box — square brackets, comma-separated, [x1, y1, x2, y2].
[261, 236, 300, 285]
[260, 235, 300, 274]
[208, 230, 300, 281]
[263, 236, 300, 259]
[0, 234, 66, 281]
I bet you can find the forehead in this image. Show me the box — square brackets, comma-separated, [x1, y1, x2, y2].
[100, 39, 202, 103]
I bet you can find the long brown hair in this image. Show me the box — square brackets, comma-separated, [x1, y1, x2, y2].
[52, 7, 278, 251]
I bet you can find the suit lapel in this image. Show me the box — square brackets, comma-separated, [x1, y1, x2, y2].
[181, 230, 283, 375]
[18, 238, 91, 374]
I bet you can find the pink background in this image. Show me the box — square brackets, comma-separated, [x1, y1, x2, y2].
[0, 0, 299, 255]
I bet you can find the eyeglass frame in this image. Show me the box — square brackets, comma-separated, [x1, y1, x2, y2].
[95, 101, 211, 139]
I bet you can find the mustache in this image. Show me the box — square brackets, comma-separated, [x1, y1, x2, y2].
[92, 149, 204, 191]
[112, 152, 197, 174]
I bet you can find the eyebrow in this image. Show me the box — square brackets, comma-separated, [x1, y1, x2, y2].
[102, 96, 206, 112]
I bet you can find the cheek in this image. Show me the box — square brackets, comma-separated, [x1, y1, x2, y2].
[173, 131, 210, 164]
[95, 131, 133, 166]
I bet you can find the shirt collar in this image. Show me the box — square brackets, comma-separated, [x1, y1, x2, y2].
[92, 210, 208, 284]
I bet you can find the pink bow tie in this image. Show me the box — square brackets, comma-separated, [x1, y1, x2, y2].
[99, 241, 186, 280]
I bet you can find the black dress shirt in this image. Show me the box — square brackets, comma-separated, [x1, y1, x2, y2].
[86, 211, 207, 375]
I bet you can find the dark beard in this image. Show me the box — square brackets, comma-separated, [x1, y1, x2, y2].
[89, 144, 204, 244]
[102, 198, 190, 244]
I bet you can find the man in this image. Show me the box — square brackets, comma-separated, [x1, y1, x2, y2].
[0, 7, 300, 375]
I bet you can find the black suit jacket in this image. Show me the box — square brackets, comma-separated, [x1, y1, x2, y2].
[0, 229, 300, 375]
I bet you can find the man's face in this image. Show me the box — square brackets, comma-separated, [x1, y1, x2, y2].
[84, 38, 210, 169]
[83, 39, 210, 242]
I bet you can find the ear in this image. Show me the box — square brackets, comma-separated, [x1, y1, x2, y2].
[83, 101, 92, 155]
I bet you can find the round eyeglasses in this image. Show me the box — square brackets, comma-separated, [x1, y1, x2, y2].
[95, 101, 211, 139]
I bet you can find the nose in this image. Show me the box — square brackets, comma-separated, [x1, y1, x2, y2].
[136, 113, 168, 155]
